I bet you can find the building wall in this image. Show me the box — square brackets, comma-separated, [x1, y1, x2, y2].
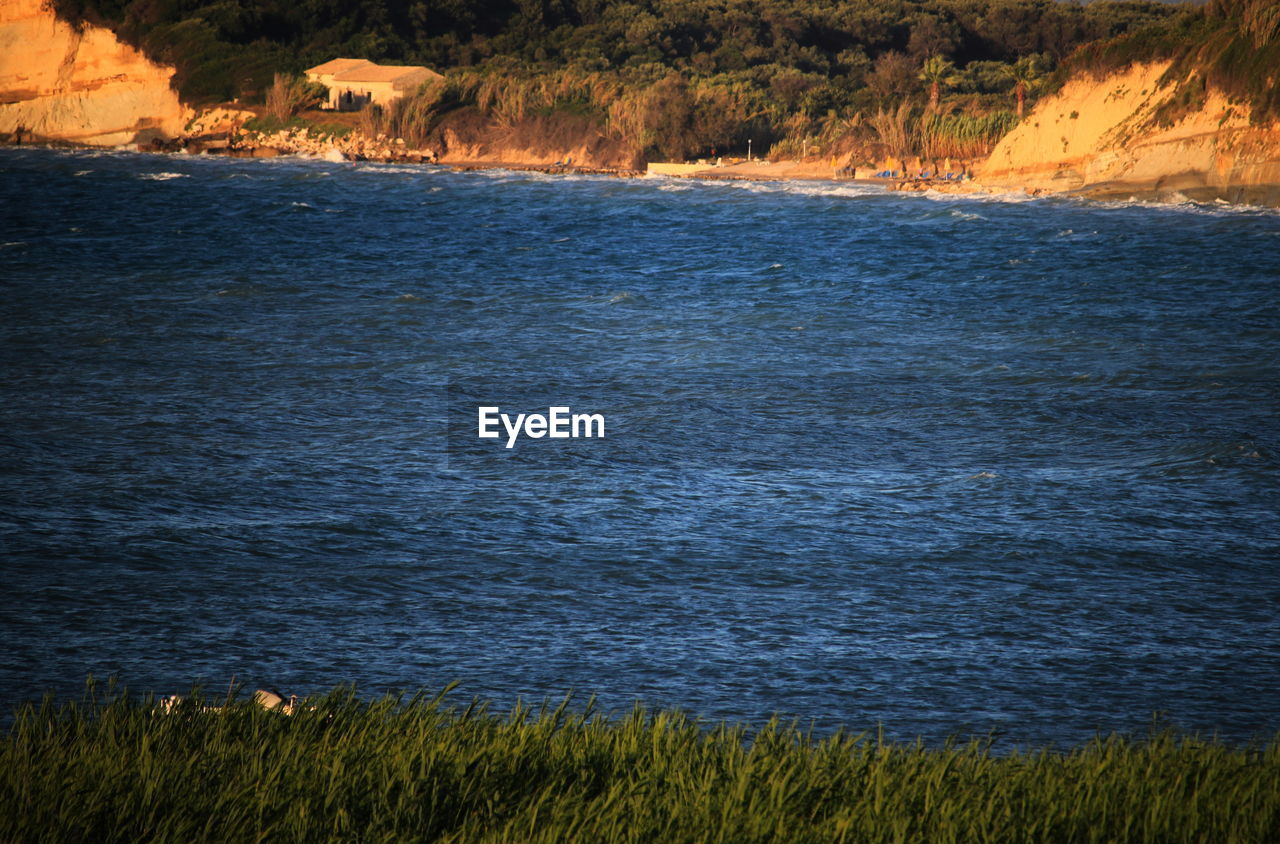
[320, 80, 409, 111]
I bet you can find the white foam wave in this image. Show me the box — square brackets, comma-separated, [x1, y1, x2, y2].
[138, 172, 188, 181]
[920, 187, 1039, 205]
[470, 167, 556, 182]
[287, 200, 342, 213]
[1093, 195, 1280, 218]
[460, 167, 618, 186]
[66, 150, 121, 159]
[354, 163, 433, 175]
[708, 179, 887, 200]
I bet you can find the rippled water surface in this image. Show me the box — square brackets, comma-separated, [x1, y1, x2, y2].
[2, 148, 1278, 745]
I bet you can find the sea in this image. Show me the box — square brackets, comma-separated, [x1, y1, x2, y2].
[2, 147, 1278, 747]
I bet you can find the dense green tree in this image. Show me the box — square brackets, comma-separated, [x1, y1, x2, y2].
[52, 0, 1221, 157]
[867, 49, 918, 102]
[53, 0, 1188, 101]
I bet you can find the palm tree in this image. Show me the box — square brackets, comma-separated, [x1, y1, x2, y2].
[1001, 56, 1045, 119]
[918, 55, 957, 112]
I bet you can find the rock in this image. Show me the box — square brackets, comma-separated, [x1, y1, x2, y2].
[0, 0, 190, 146]
[253, 689, 299, 714]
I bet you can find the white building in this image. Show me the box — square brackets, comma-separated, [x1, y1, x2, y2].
[305, 59, 442, 111]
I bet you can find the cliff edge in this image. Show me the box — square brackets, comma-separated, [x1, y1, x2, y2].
[0, 0, 189, 146]
[976, 62, 1280, 205]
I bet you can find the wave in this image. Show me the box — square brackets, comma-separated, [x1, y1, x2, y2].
[287, 201, 342, 213]
[1075, 193, 1280, 218]
[904, 206, 989, 224]
[707, 179, 888, 200]
[875, 470, 1002, 494]
[353, 163, 441, 175]
[1133, 439, 1270, 474]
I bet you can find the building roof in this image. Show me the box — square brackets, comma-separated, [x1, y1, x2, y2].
[332, 64, 442, 85]
[306, 58, 442, 87]
[305, 58, 376, 77]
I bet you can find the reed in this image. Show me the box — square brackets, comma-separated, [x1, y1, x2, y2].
[3, 682, 1278, 842]
[869, 102, 914, 158]
[916, 111, 1019, 160]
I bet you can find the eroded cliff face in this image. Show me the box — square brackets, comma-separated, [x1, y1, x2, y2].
[977, 62, 1280, 205]
[0, 0, 189, 146]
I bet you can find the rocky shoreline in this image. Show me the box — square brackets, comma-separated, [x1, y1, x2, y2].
[6, 109, 1273, 207]
[0, 128, 1055, 200]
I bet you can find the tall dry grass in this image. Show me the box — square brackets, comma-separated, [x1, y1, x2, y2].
[265, 73, 322, 122]
[869, 102, 914, 158]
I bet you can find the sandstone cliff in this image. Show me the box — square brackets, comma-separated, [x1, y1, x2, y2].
[0, 0, 189, 146]
[976, 62, 1280, 205]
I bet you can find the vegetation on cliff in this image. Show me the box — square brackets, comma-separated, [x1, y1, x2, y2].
[3, 683, 1279, 841]
[50, 0, 1188, 162]
[1069, 0, 1280, 124]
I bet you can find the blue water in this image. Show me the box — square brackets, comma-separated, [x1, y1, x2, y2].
[2, 147, 1278, 746]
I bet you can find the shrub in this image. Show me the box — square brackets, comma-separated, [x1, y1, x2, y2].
[265, 73, 324, 122]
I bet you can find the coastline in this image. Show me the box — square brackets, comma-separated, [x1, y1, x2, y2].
[7, 0, 1280, 209]
[0, 138, 991, 202]
[7, 137, 1280, 209]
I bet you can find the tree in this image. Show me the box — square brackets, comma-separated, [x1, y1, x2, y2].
[918, 55, 957, 112]
[906, 14, 959, 62]
[640, 74, 696, 160]
[867, 51, 917, 103]
[1000, 55, 1046, 118]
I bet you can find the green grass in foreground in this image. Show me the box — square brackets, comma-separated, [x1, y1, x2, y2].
[2, 684, 1278, 842]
